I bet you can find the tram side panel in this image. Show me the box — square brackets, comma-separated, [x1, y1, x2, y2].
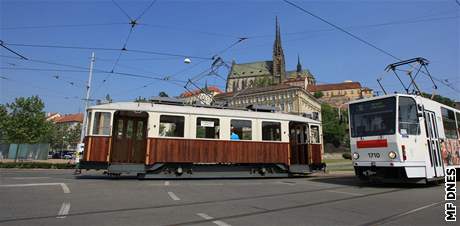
[146, 138, 290, 165]
[81, 136, 111, 169]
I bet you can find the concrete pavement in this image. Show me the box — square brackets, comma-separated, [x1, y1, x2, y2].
[0, 169, 457, 226]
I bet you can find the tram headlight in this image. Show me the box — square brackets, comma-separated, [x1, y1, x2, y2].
[352, 152, 359, 160]
[388, 151, 397, 159]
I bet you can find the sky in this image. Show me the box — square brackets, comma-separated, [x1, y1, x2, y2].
[0, 0, 459, 114]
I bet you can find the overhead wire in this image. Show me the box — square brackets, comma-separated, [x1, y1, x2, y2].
[282, 0, 460, 94]
[0, 66, 86, 87]
[1, 22, 128, 30]
[135, 0, 158, 21]
[111, 0, 133, 21]
[0, 74, 85, 101]
[2, 42, 213, 60]
[0, 55, 187, 83]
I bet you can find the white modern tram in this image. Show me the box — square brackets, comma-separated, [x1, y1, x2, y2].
[348, 94, 460, 182]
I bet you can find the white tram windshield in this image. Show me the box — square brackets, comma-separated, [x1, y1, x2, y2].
[350, 97, 396, 137]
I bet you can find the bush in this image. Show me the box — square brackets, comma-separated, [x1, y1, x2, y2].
[342, 152, 351, 160]
[0, 162, 76, 169]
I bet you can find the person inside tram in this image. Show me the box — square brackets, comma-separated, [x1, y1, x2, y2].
[230, 126, 240, 140]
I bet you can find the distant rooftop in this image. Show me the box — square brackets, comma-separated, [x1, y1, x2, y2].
[307, 81, 368, 92]
[180, 86, 223, 97]
[52, 113, 83, 123]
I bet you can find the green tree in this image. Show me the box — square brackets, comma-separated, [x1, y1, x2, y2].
[321, 104, 348, 148]
[50, 124, 69, 150]
[159, 91, 169, 97]
[0, 104, 7, 142]
[2, 96, 53, 144]
[313, 91, 324, 99]
[421, 92, 455, 107]
[49, 123, 81, 150]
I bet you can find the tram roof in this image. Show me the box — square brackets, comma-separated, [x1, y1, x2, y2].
[347, 93, 460, 113]
[88, 101, 321, 124]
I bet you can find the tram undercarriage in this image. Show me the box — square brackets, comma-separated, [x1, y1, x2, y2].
[77, 161, 326, 178]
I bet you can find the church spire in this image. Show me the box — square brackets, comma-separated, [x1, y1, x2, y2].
[296, 54, 302, 73]
[272, 16, 286, 83]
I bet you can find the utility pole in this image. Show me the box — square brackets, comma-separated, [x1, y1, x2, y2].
[80, 52, 95, 143]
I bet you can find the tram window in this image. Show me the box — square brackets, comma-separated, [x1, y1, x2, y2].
[310, 125, 320, 144]
[441, 107, 458, 139]
[196, 117, 220, 139]
[230, 119, 252, 140]
[349, 97, 396, 137]
[116, 119, 124, 138]
[262, 121, 281, 141]
[126, 120, 134, 138]
[136, 121, 144, 140]
[398, 97, 420, 135]
[159, 115, 184, 137]
[92, 112, 111, 135]
[86, 112, 92, 135]
[456, 112, 460, 137]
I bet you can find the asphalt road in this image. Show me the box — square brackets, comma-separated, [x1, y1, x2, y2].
[0, 169, 457, 226]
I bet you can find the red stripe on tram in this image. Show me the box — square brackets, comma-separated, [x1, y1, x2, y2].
[357, 139, 388, 149]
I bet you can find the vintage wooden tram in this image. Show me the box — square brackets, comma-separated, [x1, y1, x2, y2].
[348, 94, 460, 182]
[78, 100, 324, 178]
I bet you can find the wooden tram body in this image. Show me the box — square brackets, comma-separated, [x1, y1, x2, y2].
[78, 101, 324, 177]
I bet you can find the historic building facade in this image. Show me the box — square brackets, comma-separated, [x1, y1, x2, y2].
[179, 85, 223, 105]
[307, 81, 373, 107]
[215, 84, 321, 120]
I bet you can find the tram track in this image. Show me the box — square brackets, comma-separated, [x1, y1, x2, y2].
[358, 201, 444, 226]
[160, 187, 409, 226]
[0, 184, 406, 224]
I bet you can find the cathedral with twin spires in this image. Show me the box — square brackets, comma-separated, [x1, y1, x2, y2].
[225, 17, 316, 93]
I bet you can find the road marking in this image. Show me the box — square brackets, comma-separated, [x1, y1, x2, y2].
[56, 202, 71, 219]
[197, 213, 214, 220]
[167, 191, 180, 201]
[164, 181, 170, 186]
[327, 190, 363, 196]
[11, 177, 50, 180]
[60, 183, 71, 194]
[196, 213, 232, 226]
[362, 201, 443, 226]
[277, 181, 296, 186]
[0, 183, 70, 194]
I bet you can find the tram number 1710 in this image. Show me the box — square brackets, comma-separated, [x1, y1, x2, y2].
[368, 153, 380, 158]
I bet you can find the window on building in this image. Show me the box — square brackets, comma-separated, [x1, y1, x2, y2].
[310, 125, 320, 143]
[398, 97, 420, 135]
[196, 117, 220, 139]
[230, 119, 252, 140]
[159, 115, 185, 137]
[92, 112, 111, 135]
[262, 121, 281, 141]
[441, 107, 458, 139]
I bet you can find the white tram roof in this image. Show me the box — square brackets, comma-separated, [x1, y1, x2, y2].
[88, 102, 321, 124]
[348, 93, 460, 113]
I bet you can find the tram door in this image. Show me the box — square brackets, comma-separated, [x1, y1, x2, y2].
[423, 111, 444, 178]
[111, 111, 148, 164]
[289, 122, 309, 165]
